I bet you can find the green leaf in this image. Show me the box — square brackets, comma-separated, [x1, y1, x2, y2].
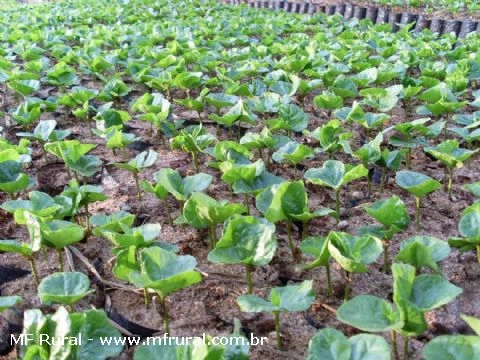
[154, 168, 212, 201]
[0, 239, 34, 257]
[314, 92, 344, 110]
[271, 141, 314, 165]
[91, 211, 135, 236]
[462, 315, 480, 336]
[300, 236, 330, 269]
[337, 295, 403, 332]
[129, 247, 202, 297]
[395, 236, 450, 271]
[238, 280, 314, 313]
[306, 328, 350, 360]
[40, 220, 84, 249]
[107, 223, 160, 247]
[396, 170, 441, 197]
[349, 334, 391, 360]
[463, 182, 480, 198]
[16, 120, 57, 143]
[328, 232, 383, 273]
[424, 140, 476, 169]
[0, 160, 30, 194]
[0, 295, 22, 311]
[38, 272, 94, 306]
[270, 280, 315, 312]
[236, 294, 277, 313]
[353, 133, 383, 165]
[68, 155, 102, 177]
[410, 274, 462, 311]
[208, 215, 277, 267]
[459, 210, 480, 238]
[256, 181, 312, 223]
[304, 160, 367, 191]
[183, 192, 247, 229]
[424, 336, 480, 360]
[364, 196, 410, 235]
[205, 93, 239, 111]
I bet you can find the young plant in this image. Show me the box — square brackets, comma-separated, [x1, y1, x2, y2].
[301, 236, 333, 297]
[328, 231, 383, 300]
[131, 92, 172, 142]
[240, 127, 279, 164]
[206, 140, 250, 169]
[1, 190, 71, 223]
[352, 133, 383, 194]
[153, 168, 212, 205]
[395, 170, 441, 231]
[38, 272, 94, 310]
[45, 61, 78, 87]
[304, 160, 368, 222]
[387, 118, 431, 168]
[375, 148, 404, 192]
[219, 159, 284, 210]
[208, 215, 277, 293]
[112, 150, 158, 199]
[20, 307, 123, 359]
[204, 93, 238, 128]
[98, 78, 131, 102]
[16, 120, 70, 161]
[98, 127, 139, 159]
[170, 124, 215, 173]
[90, 210, 136, 237]
[313, 91, 344, 118]
[265, 103, 309, 136]
[337, 263, 462, 360]
[11, 100, 42, 127]
[424, 140, 477, 200]
[44, 140, 99, 179]
[256, 180, 334, 260]
[271, 141, 314, 179]
[181, 192, 247, 248]
[448, 204, 480, 263]
[128, 247, 203, 334]
[307, 328, 390, 360]
[61, 180, 107, 235]
[362, 196, 410, 272]
[304, 119, 352, 160]
[395, 235, 451, 272]
[237, 280, 315, 349]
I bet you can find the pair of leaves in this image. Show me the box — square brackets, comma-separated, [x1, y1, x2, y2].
[208, 215, 277, 267]
[395, 236, 451, 272]
[129, 246, 202, 297]
[363, 196, 410, 240]
[237, 280, 315, 314]
[306, 328, 390, 360]
[181, 192, 247, 229]
[337, 263, 462, 336]
[112, 150, 158, 174]
[256, 181, 334, 223]
[304, 160, 367, 191]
